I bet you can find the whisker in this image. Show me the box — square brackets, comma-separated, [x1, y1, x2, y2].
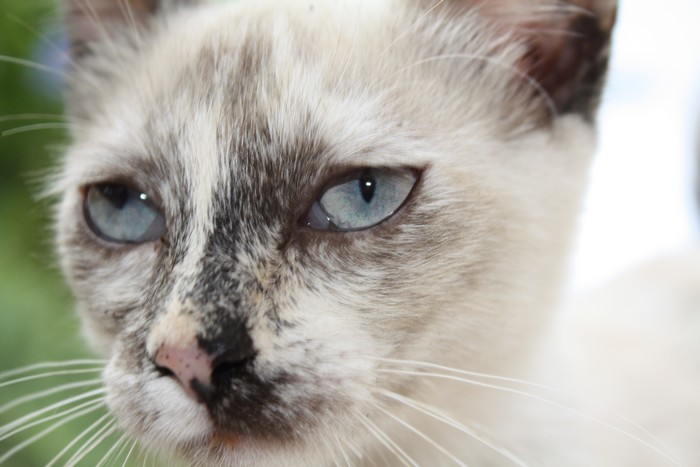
[333, 431, 353, 467]
[2, 122, 76, 137]
[64, 418, 118, 467]
[46, 415, 107, 467]
[0, 54, 68, 78]
[329, 2, 360, 99]
[107, 433, 132, 467]
[371, 357, 685, 466]
[0, 378, 102, 414]
[0, 387, 106, 435]
[96, 431, 129, 467]
[0, 360, 107, 381]
[0, 399, 106, 464]
[377, 368, 686, 467]
[4, 11, 102, 93]
[117, 0, 144, 45]
[387, 52, 558, 120]
[377, 389, 529, 467]
[121, 438, 139, 467]
[379, 0, 444, 58]
[319, 428, 343, 467]
[356, 414, 417, 467]
[0, 368, 104, 389]
[0, 397, 105, 442]
[371, 401, 468, 467]
[340, 430, 364, 462]
[74, 0, 122, 59]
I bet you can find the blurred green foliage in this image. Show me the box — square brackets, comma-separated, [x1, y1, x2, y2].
[0, 2, 125, 465]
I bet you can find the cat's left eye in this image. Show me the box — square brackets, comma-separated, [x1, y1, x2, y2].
[83, 183, 166, 244]
[304, 167, 419, 231]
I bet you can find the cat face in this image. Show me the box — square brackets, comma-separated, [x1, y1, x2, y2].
[55, 0, 615, 464]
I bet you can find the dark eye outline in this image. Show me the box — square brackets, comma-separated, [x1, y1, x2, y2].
[300, 166, 422, 232]
[82, 182, 167, 245]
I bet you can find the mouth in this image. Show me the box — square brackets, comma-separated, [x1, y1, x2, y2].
[209, 431, 241, 449]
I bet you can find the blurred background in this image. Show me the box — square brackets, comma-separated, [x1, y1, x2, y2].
[569, 0, 700, 292]
[0, 0, 699, 465]
[0, 2, 119, 465]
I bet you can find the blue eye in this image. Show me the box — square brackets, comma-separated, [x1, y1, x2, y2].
[84, 183, 166, 244]
[305, 168, 418, 231]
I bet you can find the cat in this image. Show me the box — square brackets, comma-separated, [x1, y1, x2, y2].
[4, 0, 700, 465]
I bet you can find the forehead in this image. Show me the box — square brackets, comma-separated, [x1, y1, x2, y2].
[66, 0, 436, 200]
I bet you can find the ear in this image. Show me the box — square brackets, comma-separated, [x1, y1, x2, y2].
[63, 0, 198, 57]
[436, 0, 617, 121]
[510, 0, 617, 120]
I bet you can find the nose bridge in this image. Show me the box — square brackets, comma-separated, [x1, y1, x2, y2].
[146, 299, 202, 358]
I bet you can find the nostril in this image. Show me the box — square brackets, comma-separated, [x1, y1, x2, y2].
[155, 364, 175, 378]
[153, 344, 214, 403]
[210, 351, 256, 385]
[198, 318, 256, 386]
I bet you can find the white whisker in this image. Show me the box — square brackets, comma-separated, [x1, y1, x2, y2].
[377, 368, 686, 467]
[377, 389, 529, 467]
[319, 430, 342, 467]
[371, 357, 685, 466]
[96, 431, 129, 467]
[0, 399, 105, 464]
[74, 0, 121, 59]
[121, 439, 139, 467]
[0, 378, 102, 414]
[333, 431, 353, 467]
[387, 52, 558, 120]
[109, 433, 130, 465]
[329, 3, 360, 99]
[340, 429, 364, 461]
[371, 401, 468, 467]
[108, 433, 133, 467]
[0, 360, 106, 381]
[45, 412, 113, 467]
[0, 397, 105, 442]
[0, 54, 68, 78]
[2, 122, 76, 137]
[356, 414, 417, 467]
[0, 388, 106, 435]
[4, 11, 102, 93]
[379, 0, 444, 58]
[64, 418, 118, 467]
[0, 368, 105, 389]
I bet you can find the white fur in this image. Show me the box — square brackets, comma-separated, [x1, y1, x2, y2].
[48, 0, 700, 466]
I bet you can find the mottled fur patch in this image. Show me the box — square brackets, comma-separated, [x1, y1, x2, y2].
[53, 0, 628, 465]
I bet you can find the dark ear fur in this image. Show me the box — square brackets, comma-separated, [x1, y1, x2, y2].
[514, 1, 617, 120]
[63, 0, 198, 58]
[434, 0, 617, 121]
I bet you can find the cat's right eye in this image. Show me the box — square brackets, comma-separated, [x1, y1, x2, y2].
[83, 183, 166, 244]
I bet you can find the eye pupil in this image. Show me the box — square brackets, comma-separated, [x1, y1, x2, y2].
[359, 170, 376, 203]
[99, 184, 129, 209]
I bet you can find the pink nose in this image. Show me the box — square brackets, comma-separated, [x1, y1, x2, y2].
[154, 344, 214, 402]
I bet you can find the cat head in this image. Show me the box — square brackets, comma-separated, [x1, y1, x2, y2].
[54, 0, 615, 463]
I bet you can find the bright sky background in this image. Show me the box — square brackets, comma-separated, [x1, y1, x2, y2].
[569, 0, 700, 292]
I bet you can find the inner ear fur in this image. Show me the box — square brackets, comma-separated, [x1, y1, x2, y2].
[434, 0, 617, 120]
[63, 0, 200, 58]
[512, 0, 617, 120]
